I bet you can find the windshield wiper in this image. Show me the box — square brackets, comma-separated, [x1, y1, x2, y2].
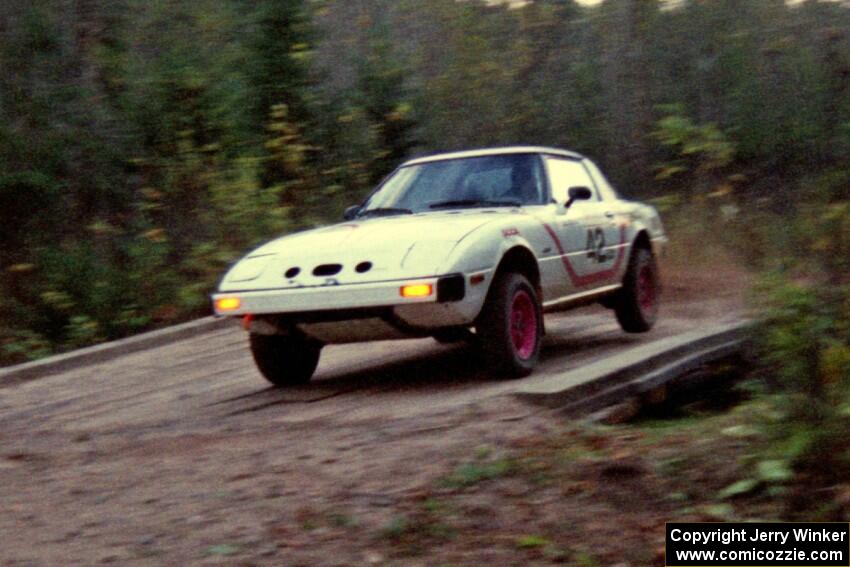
[357, 207, 414, 218]
[428, 199, 522, 210]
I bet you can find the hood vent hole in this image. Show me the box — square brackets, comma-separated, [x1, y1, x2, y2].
[285, 267, 300, 278]
[313, 264, 342, 277]
[355, 261, 373, 274]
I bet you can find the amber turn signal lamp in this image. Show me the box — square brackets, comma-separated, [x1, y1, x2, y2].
[400, 283, 433, 298]
[215, 297, 242, 311]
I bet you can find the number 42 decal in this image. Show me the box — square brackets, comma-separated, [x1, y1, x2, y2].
[585, 228, 612, 263]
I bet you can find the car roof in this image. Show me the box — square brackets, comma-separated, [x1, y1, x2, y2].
[402, 146, 585, 166]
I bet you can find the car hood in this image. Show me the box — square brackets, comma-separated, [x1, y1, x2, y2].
[218, 211, 504, 291]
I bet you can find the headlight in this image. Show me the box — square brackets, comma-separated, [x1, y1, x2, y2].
[226, 255, 273, 283]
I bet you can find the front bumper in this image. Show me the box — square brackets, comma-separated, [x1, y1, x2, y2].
[212, 275, 465, 317]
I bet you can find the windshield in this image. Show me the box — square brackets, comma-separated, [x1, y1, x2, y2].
[359, 153, 546, 216]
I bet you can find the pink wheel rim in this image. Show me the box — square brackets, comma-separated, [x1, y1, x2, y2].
[637, 265, 656, 313]
[510, 290, 537, 360]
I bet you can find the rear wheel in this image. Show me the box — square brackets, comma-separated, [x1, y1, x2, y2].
[249, 333, 321, 387]
[476, 272, 543, 378]
[614, 246, 659, 333]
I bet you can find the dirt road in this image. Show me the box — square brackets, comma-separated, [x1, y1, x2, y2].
[0, 298, 743, 566]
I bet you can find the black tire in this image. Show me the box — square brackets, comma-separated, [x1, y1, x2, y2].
[249, 333, 321, 387]
[476, 272, 543, 378]
[614, 246, 659, 333]
[433, 327, 475, 344]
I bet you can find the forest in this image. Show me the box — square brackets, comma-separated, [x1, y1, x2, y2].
[0, 0, 848, 365]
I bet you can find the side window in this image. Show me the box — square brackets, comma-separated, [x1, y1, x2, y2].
[583, 159, 619, 201]
[545, 157, 599, 203]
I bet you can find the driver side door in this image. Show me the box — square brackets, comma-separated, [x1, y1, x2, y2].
[544, 157, 612, 294]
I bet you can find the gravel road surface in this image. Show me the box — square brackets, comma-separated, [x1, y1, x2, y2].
[0, 301, 742, 566]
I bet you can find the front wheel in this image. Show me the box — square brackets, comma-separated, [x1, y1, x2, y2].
[476, 272, 543, 378]
[614, 247, 659, 333]
[249, 333, 322, 387]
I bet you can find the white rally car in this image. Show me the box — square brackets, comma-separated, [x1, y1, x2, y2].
[213, 147, 666, 385]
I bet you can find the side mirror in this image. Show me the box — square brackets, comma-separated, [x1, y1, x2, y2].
[565, 186, 592, 209]
[343, 205, 360, 221]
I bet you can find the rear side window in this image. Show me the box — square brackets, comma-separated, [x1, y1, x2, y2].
[583, 159, 619, 201]
[544, 157, 599, 203]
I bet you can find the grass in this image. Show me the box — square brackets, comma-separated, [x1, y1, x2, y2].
[328, 512, 359, 528]
[515, 534, 550, 549]
[380, 515, 412, 540]
[438, 457, 515, 489]
[205, 544, 239, 556]
[365, 390, 798, 565]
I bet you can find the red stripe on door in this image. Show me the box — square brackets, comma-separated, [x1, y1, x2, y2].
[537, 222, 628, 288]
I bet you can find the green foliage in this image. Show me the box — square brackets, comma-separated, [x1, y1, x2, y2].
[718, 478, 759, 500]
[756, 277, 850, 445]
[356, 16, 418, 183]
[0, 172, 59, 255]
[439, 457, 514, 489]
[516, 534, 550, 549]
[750, 193, 850, 498]
[757, 459, 793, 483]
[653, 105, 735, 183]
[792, 202, 850, 282]
[0, 0, 364, 364]
[380, 515, 412, 540]
[0, 329, 52, 362]
[1, 0, 850, 364]
[717, 461, 793, 500]
[243, 0, 314, 133]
